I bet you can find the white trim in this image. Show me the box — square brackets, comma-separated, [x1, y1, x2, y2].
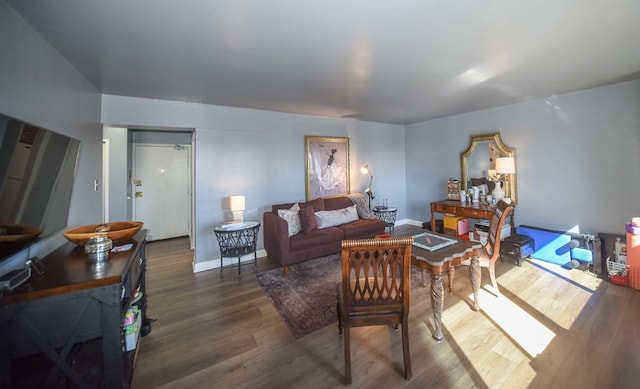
[193, 249, 267, 273]
[102, 139, 109, 223]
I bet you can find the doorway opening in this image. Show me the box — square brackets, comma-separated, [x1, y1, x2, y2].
[102, 126, 195, 247]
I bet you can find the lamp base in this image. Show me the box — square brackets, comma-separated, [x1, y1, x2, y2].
[231, 211, 244, 223]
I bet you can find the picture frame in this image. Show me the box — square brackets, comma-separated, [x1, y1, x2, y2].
[305, 136, 350, 200]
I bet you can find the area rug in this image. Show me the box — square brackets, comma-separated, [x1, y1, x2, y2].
[256, 254, 424, 339]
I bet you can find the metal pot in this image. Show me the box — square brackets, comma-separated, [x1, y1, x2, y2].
[84, 235, 112, 263]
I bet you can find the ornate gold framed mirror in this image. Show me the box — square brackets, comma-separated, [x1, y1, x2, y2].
[460, 133, 517, 203]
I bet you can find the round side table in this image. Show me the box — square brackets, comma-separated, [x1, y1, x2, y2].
[214, 220, 261, 277]
[373, 207, 397, 234]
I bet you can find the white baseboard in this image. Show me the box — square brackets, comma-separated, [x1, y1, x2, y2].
[192, 249, 267, 273]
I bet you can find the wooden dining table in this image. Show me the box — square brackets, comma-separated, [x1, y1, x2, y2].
[410, 232, 483, 341]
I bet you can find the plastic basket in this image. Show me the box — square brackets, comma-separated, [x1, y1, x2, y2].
[611, 275, 629, 286]
[606, 257, 628, 277]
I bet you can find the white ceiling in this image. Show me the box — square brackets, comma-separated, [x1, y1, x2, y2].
[8, 0, 640, 125]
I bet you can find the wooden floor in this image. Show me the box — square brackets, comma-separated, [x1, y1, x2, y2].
[132, 225, 640, 389]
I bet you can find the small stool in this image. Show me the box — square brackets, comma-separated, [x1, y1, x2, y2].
[500, 234, 535, 267]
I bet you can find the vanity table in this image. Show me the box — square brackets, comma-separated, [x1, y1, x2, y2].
[430, 200, 515, 235]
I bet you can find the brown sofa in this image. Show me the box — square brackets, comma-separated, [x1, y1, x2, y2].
[263, 196, 386, 273]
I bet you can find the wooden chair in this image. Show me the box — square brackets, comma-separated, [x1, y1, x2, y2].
[336, 237, 413, 385]
[461, 199, 515, 294]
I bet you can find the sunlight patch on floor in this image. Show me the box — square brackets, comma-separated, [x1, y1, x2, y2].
[471, 288, 555, 358]
[528, 258, 603, 292]
[524, 258, 602, 329]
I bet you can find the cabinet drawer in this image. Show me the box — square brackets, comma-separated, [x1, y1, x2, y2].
[432, 203, 448, 213]
[433, 204, 459, 214]
[461, 208, 490, 219]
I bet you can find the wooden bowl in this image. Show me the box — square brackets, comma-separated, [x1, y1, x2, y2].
[63, 221, 143, 246]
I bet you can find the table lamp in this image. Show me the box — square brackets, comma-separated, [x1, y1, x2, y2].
[230, 195, 245, 223]
[492, 157, 515, 201]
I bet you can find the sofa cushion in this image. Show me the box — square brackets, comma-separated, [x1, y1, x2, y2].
[338, 218, 386, 239]
[289, 226, 344, 251]
[315, 206, 358, 229]
[272, 197, 324, 213]
[324, 196, 353, 211]
[277, 203, 301, 236]
[299, 206, 317, 235]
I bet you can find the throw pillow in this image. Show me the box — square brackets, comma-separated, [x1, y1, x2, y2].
[278, 203, 301, 237]
[347, 193, 377, 219]
[298, 206, 317, 235]
[315, 205, 359, 229]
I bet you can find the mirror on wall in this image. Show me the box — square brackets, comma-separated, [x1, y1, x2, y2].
[0, 113, 81, 262]
[460, 133, 517, 203]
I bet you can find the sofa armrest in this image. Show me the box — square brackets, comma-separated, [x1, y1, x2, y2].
[263, 211, 290, 261]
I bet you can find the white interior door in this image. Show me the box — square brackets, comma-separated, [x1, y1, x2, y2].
[132, 144, 191, 241]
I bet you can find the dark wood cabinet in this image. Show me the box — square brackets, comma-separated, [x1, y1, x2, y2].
[0, 230, 148, 388]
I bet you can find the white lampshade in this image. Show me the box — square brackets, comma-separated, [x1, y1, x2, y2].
[230, 195, 245, 212]
[496, 157, 515, 174]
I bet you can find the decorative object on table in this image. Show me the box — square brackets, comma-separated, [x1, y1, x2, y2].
[360, 164, 376, 208]
[63, 221, 143, 246]
[460, 132, 517, 204]
[338, 237, 414, 384]
[84, 235, 113, 263]
[305, 136, 350, 200]
[229, 195, 246, 223]
[488, 157, 516, 201]
[472, 186, 480, 203]
[447, 178, 461, 200]
[412, 232, 458, 252]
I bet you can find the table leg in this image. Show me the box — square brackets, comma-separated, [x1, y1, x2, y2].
[447, 266, 455, 294]
[431, 212, 436, 232]
[430, 272, 444, 341]
[470, 254, 481, 311]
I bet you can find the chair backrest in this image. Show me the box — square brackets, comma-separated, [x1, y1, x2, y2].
[341, 237, 413, 319]
[486, 200, 515, 259]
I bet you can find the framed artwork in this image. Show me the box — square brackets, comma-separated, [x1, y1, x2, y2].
[305, 136, 350, 200]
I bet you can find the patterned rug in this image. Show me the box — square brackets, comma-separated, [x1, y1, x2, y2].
[256, 254, 424, 339]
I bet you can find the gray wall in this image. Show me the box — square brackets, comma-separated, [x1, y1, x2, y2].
[101, 95, 407, 265]
[406, 80, 640, 235]
[0, 1, 102, 272]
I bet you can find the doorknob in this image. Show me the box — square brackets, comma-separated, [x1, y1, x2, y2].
[135, 191, 143, 198]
